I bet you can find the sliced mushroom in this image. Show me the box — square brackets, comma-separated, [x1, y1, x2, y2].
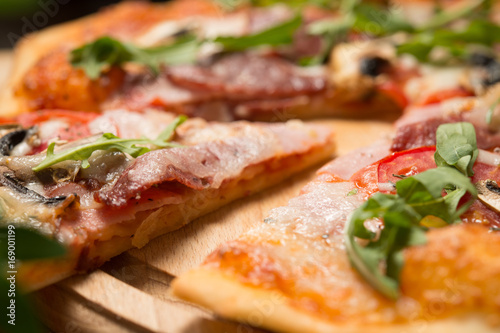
[466, 53, 500, 95]
[476, 179, 500, 213]
[469, 53, 500, 87]
[360, 56, 391, 78]
[0, 166, 75, 207]
[0, 125, 39, 157]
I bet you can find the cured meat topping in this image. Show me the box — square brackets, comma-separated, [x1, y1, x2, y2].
[166, 53, 326, 100]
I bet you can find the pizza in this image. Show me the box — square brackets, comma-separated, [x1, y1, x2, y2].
[2, 0, 484, 121]
[165, 1, 500, 331]
[3, 0, 498, 122]
[0, 108, 334, 290]
[172, 123, 500, 332]
[0, 0, 398, 120]
[0, 0, 500, 330]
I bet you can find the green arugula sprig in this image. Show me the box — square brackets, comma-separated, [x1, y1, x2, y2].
[486, 96, 500, 124]
[307, 0, 493, 65]
[418, 0, 485, 31]
[0, 226, 66, 333]
[369, 0, 494, 63]
[71, 14, 303, 79]
[434, 122, 478, 176]
[71, 35, 200, 80]
[33, 116, 186, 172]
[214, 15, 302, 51]
[345, 122, 479, 299]
[72, 0, 496, 77]
[397, 19, 500, 63]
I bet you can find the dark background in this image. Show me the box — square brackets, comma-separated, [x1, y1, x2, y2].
[0, 0, 167, 48]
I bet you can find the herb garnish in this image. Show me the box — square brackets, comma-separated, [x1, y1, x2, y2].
[72, 0, 496, 77]
[71, 36, 199, 80]
[214, 15, 302, 51]
[33, 116, 186, 172]
[0, 226, 66, 333]
[434, 122, 478, 177]
[397, 18, 500, 64]
[344, 122, 479, 299]
[306, 0, 493, 65]
[346, 188, 358, 196]
[71, 15, 302, 79]
[486, 96, 500, 124]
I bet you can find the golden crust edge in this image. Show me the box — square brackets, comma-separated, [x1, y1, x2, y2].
[0, 13, 98, 116]
[0, 1, 404, 120]
[172, 269, 499, 333]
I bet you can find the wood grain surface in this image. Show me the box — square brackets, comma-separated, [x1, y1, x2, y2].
[0, 50, 394, 333]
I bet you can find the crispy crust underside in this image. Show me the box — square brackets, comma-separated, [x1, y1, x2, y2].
[172, 269, 498, 333]
[18, 141, 335, 291]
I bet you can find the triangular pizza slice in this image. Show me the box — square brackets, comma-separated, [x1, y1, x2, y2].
[0, 109, 334, 290]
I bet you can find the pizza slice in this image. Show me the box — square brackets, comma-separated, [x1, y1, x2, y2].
[0, 109, 334, 291]
[172, 122, 500, 332]
[3, 0, 497, 121]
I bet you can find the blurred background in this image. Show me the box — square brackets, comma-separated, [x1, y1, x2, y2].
[0, 0, 166, 48]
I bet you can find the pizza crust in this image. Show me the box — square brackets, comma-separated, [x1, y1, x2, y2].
[172, 268, 499, 333]
[0, 0, 403, 120]
[17, 141, 334, 291]
[0, 12, 95, 116]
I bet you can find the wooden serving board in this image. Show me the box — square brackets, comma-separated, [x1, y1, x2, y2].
[0, 50, 394, 333]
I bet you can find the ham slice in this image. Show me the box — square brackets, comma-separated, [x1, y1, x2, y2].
[98, 120, 333, 207]
[166, 53, 326, 100]
[173, 142, 500, 332]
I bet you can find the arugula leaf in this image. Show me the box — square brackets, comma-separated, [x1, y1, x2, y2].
[396, 39, 435, 62]
[345, 168, 476, 298]
[71, 35, 199, 79]
[434, 122, 478, 177]
[214, 15, 302, 51]
[486, 96, 500, 124]
[0, 226, 67, 333]
[419, 0, 485, 31]
[397, 18, 500, 64]
[33, 116, 186, 172]
[345, 123, 479, 299]
[345, 192, 426, 299]
[306, 0, 491, 66]
[72, 15, 303, 78]
[304, 16, 352, 65]
[352, 4, 414, 36]
[0, 227, 66, 261]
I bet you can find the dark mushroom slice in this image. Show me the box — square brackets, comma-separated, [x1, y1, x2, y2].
[0, 130, 28, 156]
[0, 126, 38, 157]
[469, 53, 500, 88]
[360, 56, 391, 78]
[0, 169, 72, 207]
[476, 179, 500, 213]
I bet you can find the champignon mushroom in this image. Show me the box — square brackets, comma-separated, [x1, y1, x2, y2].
[476, 179, 500, 213]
